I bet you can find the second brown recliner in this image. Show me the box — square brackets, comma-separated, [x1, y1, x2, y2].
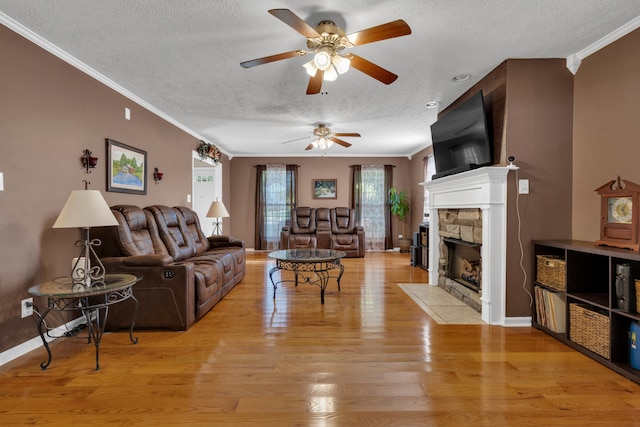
[330, 207, 364, 258]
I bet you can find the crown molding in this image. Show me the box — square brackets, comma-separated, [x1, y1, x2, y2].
[567, 15, 640, 74]
[0, 12, 231, 156]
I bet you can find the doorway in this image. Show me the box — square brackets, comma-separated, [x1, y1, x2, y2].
[192, 151, 222, 236]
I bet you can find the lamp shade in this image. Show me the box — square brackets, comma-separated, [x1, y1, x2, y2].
[52, 190, 118, 228]
[206, 200, 229, 218]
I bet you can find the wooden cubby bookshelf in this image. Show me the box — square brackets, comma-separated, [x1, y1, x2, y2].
[533, 240, 640, 384]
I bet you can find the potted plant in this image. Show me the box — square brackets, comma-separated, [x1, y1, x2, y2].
[389, 187, 412, 253]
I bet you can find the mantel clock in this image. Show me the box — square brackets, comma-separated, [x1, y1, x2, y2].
[595, 176, 640, 251]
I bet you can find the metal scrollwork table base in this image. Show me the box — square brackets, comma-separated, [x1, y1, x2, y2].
[268, 249, 346, 304]
[28, 274, 141, 370]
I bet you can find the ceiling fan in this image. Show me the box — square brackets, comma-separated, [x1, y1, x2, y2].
[282, 124, 361, 150]
[240, 9, 411, 95]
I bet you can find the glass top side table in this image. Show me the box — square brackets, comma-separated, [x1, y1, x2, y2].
[28, 273, 141, 370]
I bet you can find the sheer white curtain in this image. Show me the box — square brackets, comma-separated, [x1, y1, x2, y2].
[361, 164, 386, 251]
[265, 164, 287, 250]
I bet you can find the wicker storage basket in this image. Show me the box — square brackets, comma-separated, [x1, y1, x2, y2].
[569, 303, 609, 359]
[536, 255, 566, 291]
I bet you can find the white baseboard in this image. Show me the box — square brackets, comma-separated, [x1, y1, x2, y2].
[503, 316, 532, 327]
[0, 316, 86, 367]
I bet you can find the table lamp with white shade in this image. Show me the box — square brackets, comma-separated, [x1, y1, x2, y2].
[206, 200, 229, 236]
[52, 187, 118, 287]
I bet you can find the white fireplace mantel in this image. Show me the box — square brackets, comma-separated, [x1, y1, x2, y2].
[422, 166, 514, 325]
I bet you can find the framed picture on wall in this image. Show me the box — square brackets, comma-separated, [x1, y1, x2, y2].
[313, 179, 337, 199]
[106, 138, 147, 195]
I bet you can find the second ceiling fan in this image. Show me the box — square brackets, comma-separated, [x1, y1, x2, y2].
[240, 9, 412, 94]
[283, 124, 361, 151]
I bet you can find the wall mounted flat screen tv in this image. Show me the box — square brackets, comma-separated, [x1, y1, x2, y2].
[430, 90, 493, 179]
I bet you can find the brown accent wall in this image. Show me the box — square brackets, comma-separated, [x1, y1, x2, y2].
[573, 28, 640, 241]
[504, 59, 574, 317]
[432, 59, 574, 318]
[0, 26, 228, 352]
[229, 156, 413, 248]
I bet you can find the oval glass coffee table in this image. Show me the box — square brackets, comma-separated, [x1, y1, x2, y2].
[268, 249, 346, 304]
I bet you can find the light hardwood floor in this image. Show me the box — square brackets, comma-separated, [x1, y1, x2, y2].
[2, 252, 640, 426]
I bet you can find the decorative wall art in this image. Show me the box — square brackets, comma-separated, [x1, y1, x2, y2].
[106, 138, 147, 195]
[313, 179, 337, 199]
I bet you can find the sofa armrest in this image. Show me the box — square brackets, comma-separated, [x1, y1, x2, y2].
[207, 235, 245, 249]
[101, 258, 197, 331]
[280, 227, 290, 249]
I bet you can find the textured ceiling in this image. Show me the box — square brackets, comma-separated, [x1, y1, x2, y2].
[2, 1, 640, 158]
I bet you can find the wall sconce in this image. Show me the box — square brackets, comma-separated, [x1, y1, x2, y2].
[81, 149, 98, 173]
[153, 167, 164, 184]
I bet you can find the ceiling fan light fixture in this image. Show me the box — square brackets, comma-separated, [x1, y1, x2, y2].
[332, 54, 350, 74]
[312, 137, 330, 150]
[302, 60, 317, 77]
[313, 49, 332, 70]
[323, 64, 338, 81]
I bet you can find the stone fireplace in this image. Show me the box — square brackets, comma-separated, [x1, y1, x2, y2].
[423, 167, 510, 325]
[438, 208, 482, 312]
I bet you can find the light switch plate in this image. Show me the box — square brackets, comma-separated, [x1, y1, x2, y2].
[518, 179, 529, 194]
[0, 172, 4, 191]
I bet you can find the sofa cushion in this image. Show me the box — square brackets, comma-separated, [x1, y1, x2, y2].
[146, 205, 196, 262]
[316, 208, 331, 231]
[331, 207, 356, 234]
[193, 262, 222, 304]
[110, 205, 168, 256]
[175, 206, 210, 254]
[289, 234, 317, 248]
[291, 207, 316, 234]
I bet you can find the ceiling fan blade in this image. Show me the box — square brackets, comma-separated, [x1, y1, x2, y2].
[330, 137, 352, 148]
[347, 54, 398, 85]
[282, 136, 311, 144]
[240, 50, 303, 68]
[305, 144, 315, 151]
[333, 133, 361, 137]
[268, 9, 321, 38]
[347, 19, 411, 46]
[306, 70, 323, 95]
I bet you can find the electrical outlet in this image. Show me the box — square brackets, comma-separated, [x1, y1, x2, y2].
[21, 298, 33, 318]
[518, 179, 530, 195]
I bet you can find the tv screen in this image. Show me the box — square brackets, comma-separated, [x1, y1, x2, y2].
[430, 91, 493, 179]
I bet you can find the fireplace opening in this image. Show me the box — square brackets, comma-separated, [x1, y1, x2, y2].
[444, 237, 481, 292]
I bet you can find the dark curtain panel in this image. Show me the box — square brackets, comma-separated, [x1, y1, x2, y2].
[350, 165, 393, 250]
[254, 165, 298, 250]
[384, 165, 393, 250]
[351, 165, 362, 221]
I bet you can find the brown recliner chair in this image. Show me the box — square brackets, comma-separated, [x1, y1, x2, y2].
[280, 207, 317, 249]
[330, 207, 365, 257]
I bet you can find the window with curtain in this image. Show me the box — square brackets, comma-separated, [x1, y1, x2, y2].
[352, 165, 393, 251]
[424, 154, 435, 223]
[255, 164, 297, 250]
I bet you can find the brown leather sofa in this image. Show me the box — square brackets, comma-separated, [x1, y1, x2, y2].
[94, 205, 245, 331]
[280, 207, 364, 257]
